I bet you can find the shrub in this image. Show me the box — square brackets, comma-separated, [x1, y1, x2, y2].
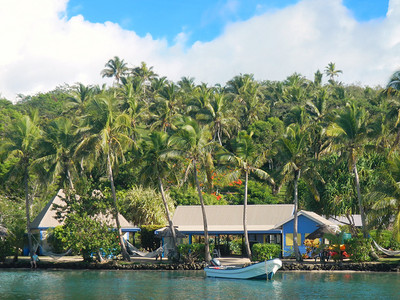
[139, 225, 164, 251]
[47, 226, 69, 254]
[345, 237, 372, 262]
[229, 239, 243, 255]
[178, 243, 214, 263]
[0, 238, 12, 262]
[251, 243, 281, 262]
[370, 230, 400, 250]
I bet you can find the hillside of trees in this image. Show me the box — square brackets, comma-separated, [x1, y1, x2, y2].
[1, 57, 400, 260]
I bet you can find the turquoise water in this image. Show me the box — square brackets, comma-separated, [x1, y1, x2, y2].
[0, 270, 399, 300]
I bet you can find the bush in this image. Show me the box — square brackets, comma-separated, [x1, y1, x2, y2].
[178, 243, 214, 263]
[251, 243, 281, 262]
[345, 237, 372, 262]
[47, 226, 70, 254]
[0, 238, 12, 262]
[370, 230, 400, 250]
[229, 239, 243, 255]
[139, 225, 164, 251]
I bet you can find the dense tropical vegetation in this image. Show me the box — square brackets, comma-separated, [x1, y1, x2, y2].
[1, 57, 400, 262]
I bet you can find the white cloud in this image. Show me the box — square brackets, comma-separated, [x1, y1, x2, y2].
[0, 0, 400, 101]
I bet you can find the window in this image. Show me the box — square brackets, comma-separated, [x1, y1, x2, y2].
[286, 233, 301, 246]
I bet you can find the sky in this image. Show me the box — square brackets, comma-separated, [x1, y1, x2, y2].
[0, 0, 399, 101]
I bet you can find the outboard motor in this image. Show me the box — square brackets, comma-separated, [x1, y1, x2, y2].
[210, 258, 221, 267]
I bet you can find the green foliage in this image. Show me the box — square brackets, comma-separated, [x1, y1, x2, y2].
[0, 99, 23, 139]
[370, 230, 400, 251]
[345, 237, 372, 262]
[15, 88, 69, 122]
[251, 243, 281, 261]
[248, 118, 285, 150]
[324, 232, 346, 262]
[223, 180, 280, 205]
[178, 243, 214, 263]
[229, 238, 243, 255]
[0, 195, 26, 260]
[119, 186, 174, 226]
[1, 58, 399, 261]
[170, 186, 227, 206]
[169, 187, 199, 206]
[139, 225, 163, 251]
[56, 190, 121, 262]
[62, 214, 120, 262]
[47, 226, 70, 254]
[0, 239, 12, 262]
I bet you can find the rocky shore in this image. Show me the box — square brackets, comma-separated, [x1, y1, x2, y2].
[281, 261, 400, 272]
[1, 259, 400, 272]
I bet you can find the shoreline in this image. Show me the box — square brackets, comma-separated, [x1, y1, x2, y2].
[1, 256, 400, 272]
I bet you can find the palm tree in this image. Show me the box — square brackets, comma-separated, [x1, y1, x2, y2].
[78, 93, 132, 261]
[1, 111, 41, 259]
[324, 62, 343, 83]
[371, 154, 400, 241]
[206, 92, 239, 145]
[64, 83, 94, 117]
[170, 117, 213, 263]
[387, 70, 400, 92]
[382, 70, 400, 147]
[101, 56, 129, 85]
[132, 62, 158, 96]
[219, 131, 274, 259]
[139, 131, 178, 254]
[326, 102, 369, 238]
[226, 74, 266, 127]
[34, 117, 82, 191]
[275, 124, 314, 261]
[150, 82, 182, 132]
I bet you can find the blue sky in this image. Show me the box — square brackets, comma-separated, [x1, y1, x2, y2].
[0, 0, 398, 100]
[66, 0, 389, 45]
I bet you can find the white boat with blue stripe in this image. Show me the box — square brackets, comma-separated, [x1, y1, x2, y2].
[204, 258, 282, 280]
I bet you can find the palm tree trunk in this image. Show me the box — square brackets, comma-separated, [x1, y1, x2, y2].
[353, 164, 368, 238]
[293, 169, 302, 262]
[67, 167, 75, 191]
[158, 176, 178, 254]
[193, 159, 211, 263]
[24, 165, 33, 258]
[243, 170, 252, 259]
[107, 152, 130, 261]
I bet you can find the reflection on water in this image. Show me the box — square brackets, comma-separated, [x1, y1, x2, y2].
[0, 270, 399, 300]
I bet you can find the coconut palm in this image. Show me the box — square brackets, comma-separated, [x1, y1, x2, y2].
[1, 111, 41, 259]
[206, 92, 239, 145]
[132, 61, 157, 95]
[275, 124, 314, 261]
[170, 117, 213, 263]
[64, 83, 94, 117]
[326, 102, 370, 238]
[77, 93, 132, 261]
[34, 117, 82, 191]
[219, 131, 274, 259]
[101, 56, 129, 85]
[382, 71, 400, 147]
[226, 74, 266, 127]
[371, 154, 400, 241]
[139, 131, 178, 254]
[150, 82, 182, 132]
[324, 62, 342, 83]
[387, 70, 400, 92]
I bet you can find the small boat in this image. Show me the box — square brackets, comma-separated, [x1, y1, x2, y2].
[204, 258, 282, 280]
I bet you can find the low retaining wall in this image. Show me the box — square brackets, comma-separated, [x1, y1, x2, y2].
[0, 261, 207, 270]
[1, 260, 400, 272]
[281, 262, 400, 272]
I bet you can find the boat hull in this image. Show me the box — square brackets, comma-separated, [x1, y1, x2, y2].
[204, 258, 282, 280]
